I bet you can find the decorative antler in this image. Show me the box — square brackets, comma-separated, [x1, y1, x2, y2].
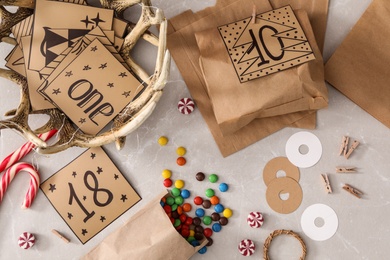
[0, 0, 170, 154]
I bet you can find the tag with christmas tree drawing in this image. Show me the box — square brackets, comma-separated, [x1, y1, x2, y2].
[40, 147, 141, 244]
[43, 38, 142, 135]
[218, 5, 315, 83]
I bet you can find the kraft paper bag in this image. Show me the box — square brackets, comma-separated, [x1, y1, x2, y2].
[167, 0, 318, 157]
[325, 0, 390, 128]
[269, 0, 329, 53]
[195, 7, 328, 135]
[83, 191, 206, 260]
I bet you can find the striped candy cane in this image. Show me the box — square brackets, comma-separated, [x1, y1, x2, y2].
[0, 162, 40, 209]
[0, 129, 57, 173]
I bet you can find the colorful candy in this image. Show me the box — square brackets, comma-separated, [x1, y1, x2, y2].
[212, 223, 222, 232]
[182, 203, 192, 212]
[247, 212, 264, 228]
[238, 239, 256, 256]
[196, 172, 205, 181]
[181, 189, 190, 199]
[223, 208, 233, 218]
[163, 178, 172, 187]
[178, 98, 195, 114]
[161, 169, 172, 179]
[171, 188, 181, 197]
[214, 203, 224, 213]
[203, 216, 212, 225]
[175, 179, 185, 189]
[203, 228, 213, 238]
[205, 188, 215, 198]
[210, 196, 220, 205]
[195, 208, 205, 217]
[176, 146, 187, 156]
[158, 136, 168, 146]
[198, 246, 207, 254]
[219, 217, 229, 226]
[18, 232, 36, 249]
[219, 183, 229, 192]
[208, 174, 218, 183]
[176, 157, 186, 166]
[194, 196, 203, 205]
[202, 199, 211, 209]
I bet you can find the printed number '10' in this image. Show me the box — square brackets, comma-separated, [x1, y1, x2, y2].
[248, 25, 284, 67]
[68, 170, 114, 223]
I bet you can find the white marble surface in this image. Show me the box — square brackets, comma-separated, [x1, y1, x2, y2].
[1, 0, 389, 259]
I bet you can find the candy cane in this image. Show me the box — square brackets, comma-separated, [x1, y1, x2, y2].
[0, 162, 40, 209]
[0, 129, 57, 173]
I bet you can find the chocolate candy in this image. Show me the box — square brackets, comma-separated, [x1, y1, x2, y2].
[212, 223, 222, 232]
[157, 136, 168, 146]
[210, 195, 219, 205]
[166, 196, 174, 206]
[211, 212, 220, 221]
[182, 203, 192, 212]
[193, 217, 202, 226]
[171, 188, 181, 197]
[175, 196, 184, 205]
[171, 211, 179, 219]
[177, 206, 183, 215]
[219, 217, 229, 226]
[163, 178, 172, 187]
[195, 226, 204, 233]
[194, 196, 203, 205]
[214, 203, 224, 213]
[208, 174, 218, 183]
[195, 208, 205, 217]
[175, 180, 185, 189]
[181, 189, 190, 199]
[206, 237, 213, 246]
[187, 236, 195, 243]
[185, 216, 193, 226]
[173, 219, 181, 227]
[203, 216, 212, 225]
[203, 228, 213, 238]
[161, 169, 172, 179]
[202, 199, 211, 209]
[205, 188, 215, 198]
[223, 208, 233, 218]
[176, 157, 186, 166]
[219, 183, 229, 192]
[194, 232, 204, 240]
[181, 229, 190, 238]
[176, 146, 187, 156]
[196, 172, 205, 181]
[198, 246, 207, 254]
[163, 205, 171, 214]
[171, 204, 178, 211]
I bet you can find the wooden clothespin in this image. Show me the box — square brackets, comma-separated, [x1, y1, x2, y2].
[251, 4, 256, 24]
[336, 167, 357, 173]
[339, 136, 349, 156]
[345, 140, 360, 159]
[320, 174, 332, 194]
[343, 184, 363, 199]
[52, 229, 70, 243]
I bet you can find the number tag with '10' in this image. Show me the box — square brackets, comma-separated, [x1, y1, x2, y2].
[218, 5, 315, 83]
[41, 147, 141, 244]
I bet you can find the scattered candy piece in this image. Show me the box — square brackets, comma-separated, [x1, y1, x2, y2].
[208, 174, 218, 183]
[198, 246, 207, 254]
[210, 195, 220, 205]
[247, 212, 264, 228]
[205, 188, 215, 198]
[158, 136, 168, 146]
[219, 183, 229, 192]
[238, 239, 256, 256]
[182, 203, 192, 212]
[161, 169, 172, 179]
[166, 197, 175, 206]
[195, 208, 205, 217]
[203, 216, 212, 225]
[214, 203, 224, 213]
[219, 217, 229, 226]
[181, 189, 190, 199]
[171, 188, 181, 197]
[193, 217, 202, 226]
[18, 232, 35, 249]
[202, 199, 211, 209]
[223, 208, 233, 218]
[176, 157, 186, 166]
[194, 196, 203, 205]
[212, 223, 222, 232]
[178, 98, 195, 114]
[196, 172, 205, 181]
[163, 178, 172, 187]
[175, 179, 185, 189]
[206, 237, 213, 246]
[203, 228, 213, 238]
[175, 196, 184, 205]
[176, 146, 187, 156]
[211, 212, 220, 221]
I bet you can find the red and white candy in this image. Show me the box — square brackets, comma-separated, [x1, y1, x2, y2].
[18, 232, 35, 249]
[0, 162, 40, 209]
[178, 98, 195, 114]
[247, 211, 264, 228]
[238, 239, 256, 256]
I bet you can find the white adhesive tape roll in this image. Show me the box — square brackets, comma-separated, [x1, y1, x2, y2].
[285, 131, 322, 168]
[301, 203, 338, 241]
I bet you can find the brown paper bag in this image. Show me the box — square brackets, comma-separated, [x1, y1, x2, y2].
[83, 191, 206, 260]
[195, 7, 328, 135]
[168, 0, 318, 157]
[325, 0, 390, 128]
[269, 0, 329, 53]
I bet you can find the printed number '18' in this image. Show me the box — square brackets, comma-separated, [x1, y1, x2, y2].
[68, 170, 114, 223]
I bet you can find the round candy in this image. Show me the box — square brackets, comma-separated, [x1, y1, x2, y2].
[163, 178, 172, 187]
[182, 203, 192, 212]
[178, 97, 195, 114]
[194, 232, 204, 240]
[161, 169, 172, 179]
[191, 239, 201, 247]
[176, 146, 187, 156]
[176, 157, 186, 166]
[210, 195, 219, 205]
[203, 216, 212, 225]
[214, 203, 224, 213]
[196, 172, 205, 181]
[174, 219, 181, 228]
[171, 204, 178, 211]
[189, 230, 195, 237]
[193, 217, 202, 226]
[158, 136, 168, 146]
[171, 211, 179, 219]
[187, 236, 195, 243]
[175, 180, 185, 189]
[171, 188, 181, 197]
[195, 226, 204, 233]
[208, 174, 218, 183]
[160, 200, 165, 207]
[202, 199, 211, 209]
[223, 208, 233, 218]
[247, 212, 264, 228]
[238, 239, 256, 256]
[198, 246, 207, 254]
[181, 189, 190, 199]
[175, 196, 184, 205]
[185, 216, 193, 226]
[177, 205, 183, 215]
[166, 196, 175, 206]
[203, 228, 213, 238]
[219, 217, 229, 226]
[206, 237, 213, 246]
[211, 212, 220, 221]
[195, 208, 205, 217]
[205, 188, 215, 198]
[219, 183, 229, 192]
[181, 229, 190, 238]
[194, 196, 203, 205]
[18, 232, 35, 249]
[212, 223, 222, 232]
[163, 205, 171, 213]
